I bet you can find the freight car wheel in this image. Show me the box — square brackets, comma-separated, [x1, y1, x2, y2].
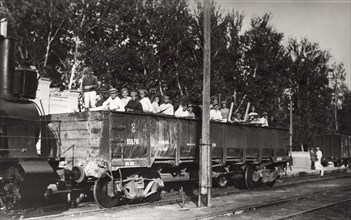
[244, 165, 260, 189]
[93, 177, 121, 208]
[141, 169, 162, 203]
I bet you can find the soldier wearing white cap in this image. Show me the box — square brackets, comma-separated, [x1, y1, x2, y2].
[102, 88, 125, 111]
[260, 112, 269, 127]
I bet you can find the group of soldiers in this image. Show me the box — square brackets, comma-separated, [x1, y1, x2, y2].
[80, 67, 196, 118]
[80, 66, 269, 126]
[212, 102, 269, 126]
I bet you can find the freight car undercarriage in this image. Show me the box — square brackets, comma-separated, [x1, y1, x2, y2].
[1, 158, 285, 210]
[163, 158, 284, 188]
[66, 157, 286, 208]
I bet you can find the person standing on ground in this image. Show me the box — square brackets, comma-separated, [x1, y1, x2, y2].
[315, 147, 324, 176]
[309, 148, 316, 170]
[81, 67, 98, 110]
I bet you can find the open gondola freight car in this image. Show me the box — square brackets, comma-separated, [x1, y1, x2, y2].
[44, 111, 290, 208]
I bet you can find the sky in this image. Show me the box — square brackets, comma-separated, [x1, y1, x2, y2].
[189, 0, 351, 88]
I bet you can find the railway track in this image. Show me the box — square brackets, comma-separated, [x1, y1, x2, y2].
[203, 187, 351, 219]
[276, 198, 351, 220]
[3, 171, 351, 220]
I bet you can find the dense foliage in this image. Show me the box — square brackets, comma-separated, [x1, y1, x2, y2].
[1, 0, 349, 147]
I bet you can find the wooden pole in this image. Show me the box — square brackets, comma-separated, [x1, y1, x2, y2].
[199, 0, 212, 208]
[289, 99, 293, 147]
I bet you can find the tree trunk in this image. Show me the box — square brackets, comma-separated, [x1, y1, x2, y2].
[176, 72, 184, 96]
[68, 36, 81, 89]
[43, 32, 52, 68]
[68, 12, 86, 89]
[158, 59, 163, 96]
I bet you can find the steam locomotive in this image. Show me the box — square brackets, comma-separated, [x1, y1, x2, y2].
[0, 31, 290, 210]
[0, 34, 57, 209]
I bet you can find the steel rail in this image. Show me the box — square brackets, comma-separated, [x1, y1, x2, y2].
[8, 172, 351, 219]
[196, 187, 351, 219]
[275, 198, 351, 220]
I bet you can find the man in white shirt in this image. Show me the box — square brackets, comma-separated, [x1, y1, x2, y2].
[139, 89, 153, 113]
[102, 88, 125, 111]
[159, 95, 174, 115]
[210, 102, 223, 121]
[315, 147, 324, 176]
[175, 103, 189, 118]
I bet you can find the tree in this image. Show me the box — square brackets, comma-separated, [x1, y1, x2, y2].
[240, 13, 290, 125]
[192, 2, 245, 104]
[339, 90, 351, 135]
[3, 0, 70, 81]
[328, 62, 347, 132]
[287, 38, 334, 147]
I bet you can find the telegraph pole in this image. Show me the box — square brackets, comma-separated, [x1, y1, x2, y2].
[199, 0, 212, 207]
[289, 98, 293, 147]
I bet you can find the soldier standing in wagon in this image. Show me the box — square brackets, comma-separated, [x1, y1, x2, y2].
[81, 67, 98, 110]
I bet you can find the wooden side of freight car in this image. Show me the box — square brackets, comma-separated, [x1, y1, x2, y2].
[44, 110, 289, 177]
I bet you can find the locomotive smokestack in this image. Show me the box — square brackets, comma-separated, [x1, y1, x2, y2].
[0, 19, 16, 98]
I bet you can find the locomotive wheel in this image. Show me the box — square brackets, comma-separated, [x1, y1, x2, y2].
[244, 165, 260, 189]
[93, 176, 121, 208]
[215, 175, 228, 188]
[140, 169, 162, 203]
